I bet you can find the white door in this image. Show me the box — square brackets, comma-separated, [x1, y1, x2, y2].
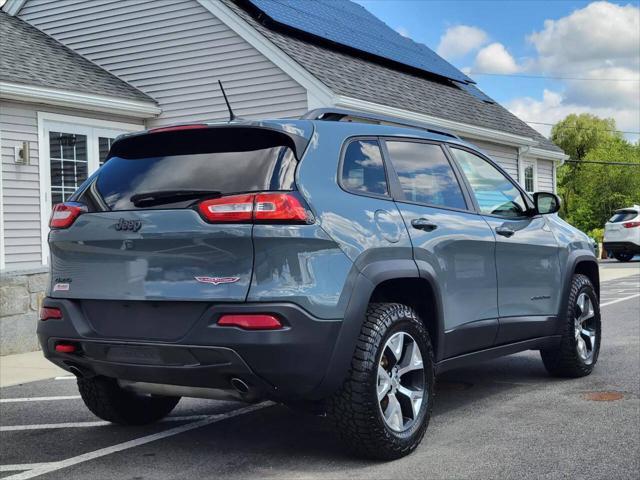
[38, 114, 142, 265]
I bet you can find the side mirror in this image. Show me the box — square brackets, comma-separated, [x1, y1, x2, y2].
[533, 192, 561, 215]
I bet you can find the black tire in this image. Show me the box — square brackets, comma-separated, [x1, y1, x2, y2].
[540, 274, 601, 377]
[613, 252, 634, 262]
[327, 303, 435, 460]
[77, 376, 180, 425]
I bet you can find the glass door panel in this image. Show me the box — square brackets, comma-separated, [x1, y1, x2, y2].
[49, 132, 88, 206]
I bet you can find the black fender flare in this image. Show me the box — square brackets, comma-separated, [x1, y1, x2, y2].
[309, 259, 444, 399]
[557, 252, 600, 331]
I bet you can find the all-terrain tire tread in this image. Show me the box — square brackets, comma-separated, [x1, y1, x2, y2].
[77, 376, 180, 425]
[326, 303, 434, 460]
[540, 274, 600, 378]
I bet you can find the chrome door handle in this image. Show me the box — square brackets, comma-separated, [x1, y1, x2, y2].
[411, 218, 438, 232]
[495, 226, 515, 237]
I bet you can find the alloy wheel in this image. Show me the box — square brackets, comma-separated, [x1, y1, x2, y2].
[377, 331, 426, 432]
[574, 292, 597, 365]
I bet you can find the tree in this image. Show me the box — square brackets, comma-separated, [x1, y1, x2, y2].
[551, 114, 622, 216]
[562, 137, 640, 234]
[551, 113, 620, 161]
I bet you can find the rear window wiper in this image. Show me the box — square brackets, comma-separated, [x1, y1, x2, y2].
[130, 190, 222, 207]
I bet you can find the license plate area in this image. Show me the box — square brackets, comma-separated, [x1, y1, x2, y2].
[81, 300, 210, 341]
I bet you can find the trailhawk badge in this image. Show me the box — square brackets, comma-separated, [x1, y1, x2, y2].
[195, 276, 240, 286]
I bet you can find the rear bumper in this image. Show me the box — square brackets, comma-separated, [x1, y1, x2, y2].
[603, 241, 640, 253]
[37, 298, 341, 401]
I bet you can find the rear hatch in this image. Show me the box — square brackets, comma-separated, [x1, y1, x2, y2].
[48, 123, 313, 312]
[604, 208, 639, 242]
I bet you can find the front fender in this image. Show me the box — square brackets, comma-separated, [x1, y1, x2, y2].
[558, 252, 599, 328]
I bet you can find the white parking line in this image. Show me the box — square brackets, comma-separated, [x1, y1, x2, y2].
[54, 376, 75, 381]
[0, 464, 50, 473]
[601, 293, 640, 307]
[2, 402, 271, 480]
[0, 395, 80, 404]
[0, 414, 214, 432]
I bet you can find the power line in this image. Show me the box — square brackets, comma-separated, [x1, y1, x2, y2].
[470, 72, 640, 82]
[564, 160, 640, 166]
[525, 121, 640, 135]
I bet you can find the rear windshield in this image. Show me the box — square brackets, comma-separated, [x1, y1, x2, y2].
[77, 127, 298, 211]
[609, 211, 638, 223]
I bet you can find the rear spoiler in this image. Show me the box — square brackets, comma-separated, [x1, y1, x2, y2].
[108, 120, 314, 161]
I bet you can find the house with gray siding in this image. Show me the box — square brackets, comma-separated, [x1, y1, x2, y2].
[0, 0, 566, 354]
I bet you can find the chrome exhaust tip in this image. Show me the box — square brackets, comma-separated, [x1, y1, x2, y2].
[230, 377, 250, 394]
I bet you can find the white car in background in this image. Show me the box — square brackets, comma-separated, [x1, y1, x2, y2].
[604, 205, 640, 262]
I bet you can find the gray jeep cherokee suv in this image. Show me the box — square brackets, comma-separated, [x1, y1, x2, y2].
[39, 109, 601, 460]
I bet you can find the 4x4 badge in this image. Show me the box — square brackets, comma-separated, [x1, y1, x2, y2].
[195, 276, 240, 285]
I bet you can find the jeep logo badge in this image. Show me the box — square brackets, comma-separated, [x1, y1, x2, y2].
[115, 218, 142, 232]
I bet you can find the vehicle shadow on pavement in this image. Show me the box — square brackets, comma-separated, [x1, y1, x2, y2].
[111, 353, 556, 477]
[432, 352, 553, 416]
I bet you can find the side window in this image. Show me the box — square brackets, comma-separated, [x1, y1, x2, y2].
[341, 139, 388, 196]
[385, 141, 466, 209]
[450, 148, 528, 218]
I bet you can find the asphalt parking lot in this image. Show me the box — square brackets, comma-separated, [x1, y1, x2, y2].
[1, 264, 638, 479]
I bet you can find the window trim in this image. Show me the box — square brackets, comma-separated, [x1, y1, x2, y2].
[380, 137, 473, 213]
[338, 136, 393, 201]
[519, 158, 538, 195]
[445, 143, 535, 220]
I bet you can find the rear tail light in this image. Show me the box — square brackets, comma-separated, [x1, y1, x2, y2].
[254, 193, 308, 222]
[49, 202, 87, 229]
[198, 194, 255, 222]
[217, 314, 283, 330]
[40, 307, 63, 321]
[623, 221, 640, 228]
[198, 192, 311, 224]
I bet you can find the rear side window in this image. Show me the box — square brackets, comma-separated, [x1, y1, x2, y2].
[450, 147, 527, 218]
[341, 140, 388, 196]
[82, 128, 298, 211]
[385, 140, 466, 209]
[609, 211, 637, 222]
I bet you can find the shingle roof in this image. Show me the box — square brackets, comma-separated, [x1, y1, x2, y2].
[0, 11, 154, 103]
[227, 0, 562, 153]
[245, 0, 473, 83]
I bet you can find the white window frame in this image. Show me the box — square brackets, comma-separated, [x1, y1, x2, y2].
[519, 158, 538, 195]
[37, 112, 142, 265]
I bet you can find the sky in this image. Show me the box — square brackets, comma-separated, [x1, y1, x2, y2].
[354, 0, 640, 142]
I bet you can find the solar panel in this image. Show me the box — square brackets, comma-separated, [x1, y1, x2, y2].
[246, 0, 474, 84]
[453, 81, 495, 104]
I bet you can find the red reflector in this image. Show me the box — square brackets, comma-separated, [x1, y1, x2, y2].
[49, 202, 87, 229]
[199, 194, 255, 222]
[254, 193, 309, 222]
[149, 124, 207, 134]
[623, 221, 640, 228]
[217, 314, 283, 330]
[55, 344, 77, 353]
[40, 307, 63, 321]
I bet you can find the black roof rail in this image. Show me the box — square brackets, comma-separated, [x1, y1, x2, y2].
[301, 108, 461, 140]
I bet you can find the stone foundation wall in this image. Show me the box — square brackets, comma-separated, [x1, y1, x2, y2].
[0, 268, 49, 355]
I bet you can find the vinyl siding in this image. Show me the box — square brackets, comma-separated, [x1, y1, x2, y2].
[0, 100, 143, 271]
[19, 0, 309, 126]
[538, 159, 555, 193]
[461, 138, 520, 181]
